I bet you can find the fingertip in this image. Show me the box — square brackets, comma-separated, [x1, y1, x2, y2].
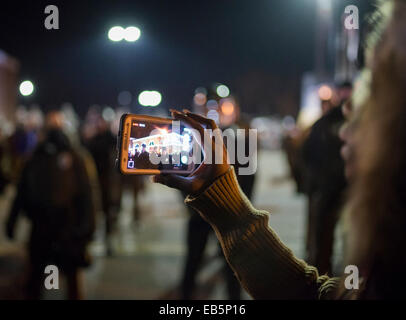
[169, 109, 179, 118]
[172, 111, 186, 120]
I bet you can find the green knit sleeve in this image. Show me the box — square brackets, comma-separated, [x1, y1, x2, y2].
[185, 167, 340, 300]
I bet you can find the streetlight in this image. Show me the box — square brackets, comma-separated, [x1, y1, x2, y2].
[108, 25, 141, 42]
[124, 26, 141, 42]
[108, 26, 125, 42]
[19, 80, 34, 96]
[138, 90, 162, 107]
[216, 84, 230, 98]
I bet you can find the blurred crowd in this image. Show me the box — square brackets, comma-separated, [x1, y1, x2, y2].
[0, 72, 381, 299]
[282, 81, 352, 276]
[0, 87, 258, 299]
[0, 105, 146, 299]
[1, 0, 405, 300]
[0, 71, 356, 299]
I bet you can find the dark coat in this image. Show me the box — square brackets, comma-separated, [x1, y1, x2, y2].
[302, 106, 347, 196]
[6, 130, 96, 272]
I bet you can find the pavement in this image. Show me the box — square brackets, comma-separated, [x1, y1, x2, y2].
[0, 149, 344, 299]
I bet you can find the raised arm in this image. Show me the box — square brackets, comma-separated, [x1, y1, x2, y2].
[153, 110, 339, 299]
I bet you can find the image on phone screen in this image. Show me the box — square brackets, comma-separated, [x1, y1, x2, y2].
[126, 119, 196, 173]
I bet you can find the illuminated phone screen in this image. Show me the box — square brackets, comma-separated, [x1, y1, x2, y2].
[126, 119, 195, 173]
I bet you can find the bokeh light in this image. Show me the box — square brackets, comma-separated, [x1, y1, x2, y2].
[108, 26, 125, 42]
[193, 93, 207, 106]
[318, 85, 333, 101]
[194, 87, 207, 96]
[138, 90, 162, 107]
[207, 109, 220, 124]
[221, 101, 235, 116]
[19, 80, 34, 96]
[117, 91, 132, 106]
[206, 99, 218, 110]
[216, 84, 230, 98]
[102, 107, 116, 122]
[124, 26, 141, 42]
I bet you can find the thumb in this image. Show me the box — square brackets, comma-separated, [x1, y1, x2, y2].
[152, 174, 192, 192]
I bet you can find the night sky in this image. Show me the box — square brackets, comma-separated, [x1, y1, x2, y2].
[1, 0, 374, 116]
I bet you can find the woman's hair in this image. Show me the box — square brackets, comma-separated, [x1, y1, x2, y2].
[343, 0, 406, 298]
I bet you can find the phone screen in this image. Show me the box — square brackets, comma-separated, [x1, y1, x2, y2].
[125, 118, 196, 173]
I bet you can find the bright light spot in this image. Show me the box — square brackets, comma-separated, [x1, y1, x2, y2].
[118, 91, 132, 105]
[221, 101, 234, 116]
[157, 128, 168, 135]
[193, 93, 207, 105]
[124, 26, 141, 42]
[138, 91, 162, 107]
[19, 80, 34, 96]
[181, 155, 189, 164]
[216, 84, 230, 98]
[318, 85, 333, 101]
[108, 26, 125, 41]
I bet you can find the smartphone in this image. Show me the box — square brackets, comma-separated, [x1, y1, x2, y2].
[117, 114, 197, 175]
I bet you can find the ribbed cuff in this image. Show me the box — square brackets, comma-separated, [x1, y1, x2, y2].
[184, 167, 335, 299]
[185, 167, 266, 230]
